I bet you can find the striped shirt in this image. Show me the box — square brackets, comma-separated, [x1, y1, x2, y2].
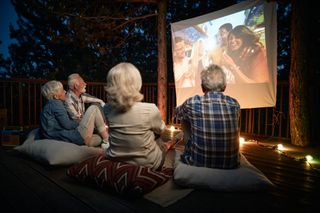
[65, 90, 104, 122]
[175, 91, 240, 169]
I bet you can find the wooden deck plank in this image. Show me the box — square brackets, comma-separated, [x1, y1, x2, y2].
[0, 148, 170, 213]
[240, 141, 320, 210]
[0, 163, 52, 212]
[1, 139, 319, 212]
[0, 148, 100, 213]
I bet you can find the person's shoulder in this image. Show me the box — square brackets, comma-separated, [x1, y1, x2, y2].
[193, 94, 202, 100]
[182, 95, 201, 103]
[135, 102, 157, 109]
[189, 94, 203, 102]
[134, 102, 160, 114]
[177, 95, 201, 108]
[225, 95, 240, 107]
[44, 99, 63, 109]
[64, 90, 75, 101]
[51, 99, 64, 106]
[65, 89, 73, 95]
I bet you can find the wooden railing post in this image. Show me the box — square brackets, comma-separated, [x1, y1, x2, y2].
[18, 82, 23, 127]
[0, 78, 290, 140]
[157, 0, 167, 122]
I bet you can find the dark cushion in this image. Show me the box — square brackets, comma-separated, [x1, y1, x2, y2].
[67, 155, 173, 198]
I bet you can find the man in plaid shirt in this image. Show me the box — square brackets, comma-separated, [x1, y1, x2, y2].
[175, 64, 240, 169]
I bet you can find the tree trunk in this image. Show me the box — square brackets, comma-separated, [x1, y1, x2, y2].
[289, 0, 311, 146]
[157, 0, 167, 122]
[117, 0, 168, 122]
[308, 3, 320, 144]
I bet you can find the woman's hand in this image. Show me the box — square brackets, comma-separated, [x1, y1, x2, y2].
[239, 46, 256, 60]
[221, 51, 238, 71]
[164, 140, 175, 152]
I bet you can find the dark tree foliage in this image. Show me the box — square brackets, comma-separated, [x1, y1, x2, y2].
[3, 0, 291, 82]
[6, 0, 158, 81]
[276, 1, 291, 80]
[0, 41, 10, 77]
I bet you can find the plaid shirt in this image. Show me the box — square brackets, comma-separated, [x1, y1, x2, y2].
[65, 90, 104, 122]
[175, 91, 240, 169]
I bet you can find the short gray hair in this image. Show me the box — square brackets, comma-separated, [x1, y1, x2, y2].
[67, 73, 81, 89]
[105, 62, 144, 112]
[201, 64, 226, 92]
[41, 80, 64, 100]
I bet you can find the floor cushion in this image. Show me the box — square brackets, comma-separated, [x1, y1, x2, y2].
[173, 151, 274, 191]
[67, 154, 173, 198]
[14, 128, 103, 166]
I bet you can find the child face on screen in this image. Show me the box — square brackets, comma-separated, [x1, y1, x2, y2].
[175, 41, 186, 59]
[219, 28, 230, 46]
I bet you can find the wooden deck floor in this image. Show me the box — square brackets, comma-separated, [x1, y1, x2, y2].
[1, 139, 319, 212]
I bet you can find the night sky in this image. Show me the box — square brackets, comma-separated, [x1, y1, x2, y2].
[0, 0, 18, 58]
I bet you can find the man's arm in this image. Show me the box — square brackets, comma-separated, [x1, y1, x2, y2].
[175, 102, 188, 121]
[82, 93, 105, 107]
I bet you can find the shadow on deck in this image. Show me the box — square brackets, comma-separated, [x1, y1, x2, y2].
[0, 138, 319, 212]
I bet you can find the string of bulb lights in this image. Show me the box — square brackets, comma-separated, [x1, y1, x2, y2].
[239, 137, 320, 173]
[167, 125, 320, 173]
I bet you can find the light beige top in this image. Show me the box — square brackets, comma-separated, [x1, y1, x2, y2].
[104, 102, 166, 169]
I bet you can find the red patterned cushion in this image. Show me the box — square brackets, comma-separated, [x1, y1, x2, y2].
[67, 155, 173, 198]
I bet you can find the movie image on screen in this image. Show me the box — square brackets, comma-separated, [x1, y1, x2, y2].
[171, 0, 277, 109]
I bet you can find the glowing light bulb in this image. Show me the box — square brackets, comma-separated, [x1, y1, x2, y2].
[277, 144, 284, 151]
[170, 125, 175, 132]
[305, 155, 313, 162]
[239, 137, 245, 145]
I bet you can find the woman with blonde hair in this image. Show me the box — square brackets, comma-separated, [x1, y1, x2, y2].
[104, 62, 171, 170]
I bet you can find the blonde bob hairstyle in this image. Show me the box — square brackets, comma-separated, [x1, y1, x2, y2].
[41, 80, 64, 100]
[105, 62, 144, 112]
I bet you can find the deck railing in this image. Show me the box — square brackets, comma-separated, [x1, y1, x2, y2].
[0, 78, 290, 140]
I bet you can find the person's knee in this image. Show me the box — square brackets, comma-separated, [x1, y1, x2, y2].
[86, 105, 100, 116]
[87, 104, 99, 111]
[84, 135, 92, 146]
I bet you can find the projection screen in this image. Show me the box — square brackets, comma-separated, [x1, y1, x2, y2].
[170, 0, 277, 109]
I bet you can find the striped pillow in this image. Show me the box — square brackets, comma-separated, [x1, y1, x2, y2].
[67, 155, 173, 198]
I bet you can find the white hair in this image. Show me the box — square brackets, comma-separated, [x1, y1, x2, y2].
[105, 62, 143, 112]
[201, 64, 226, 92]
[41, 80, 64, 100]
[67, 73, 81, 89]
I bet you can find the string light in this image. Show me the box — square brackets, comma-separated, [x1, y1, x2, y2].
[305, 155, 313, 162]
[239, 137, 245, 145]
[277, 144, 284, 151]
[173, 129, 320, 173]
[245, 140, 320, 173]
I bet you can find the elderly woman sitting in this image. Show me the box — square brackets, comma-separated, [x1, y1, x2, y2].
[103, 62, 173, 170]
